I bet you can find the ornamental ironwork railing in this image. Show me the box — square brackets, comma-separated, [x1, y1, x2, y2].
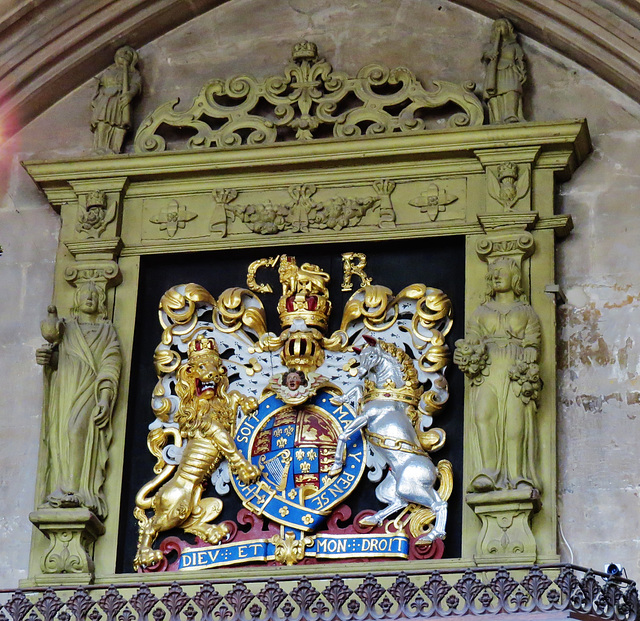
[3, 565, 637, 621]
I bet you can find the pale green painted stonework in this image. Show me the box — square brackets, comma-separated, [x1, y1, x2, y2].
[22, 118, 590, 583]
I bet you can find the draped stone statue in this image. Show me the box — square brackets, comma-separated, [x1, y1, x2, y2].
[36, 281, 121, 519]
[454, 257, 541, 493]
[482, 19, 526, 124]
[90, 45, 141, 154]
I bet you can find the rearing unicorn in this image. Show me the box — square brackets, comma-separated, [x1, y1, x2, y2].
[329, 335, 450, 543]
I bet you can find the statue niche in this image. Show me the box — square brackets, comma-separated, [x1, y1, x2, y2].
[36, 280, 121, 519]
[454, 257, 541, 493]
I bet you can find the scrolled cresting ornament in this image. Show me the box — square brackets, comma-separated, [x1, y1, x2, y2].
[134, 41, 484, 153]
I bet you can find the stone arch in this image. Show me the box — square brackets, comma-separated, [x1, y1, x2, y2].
[1, 0, 639, 138]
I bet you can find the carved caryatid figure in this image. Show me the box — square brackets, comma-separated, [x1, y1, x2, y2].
[90, 45, 141, 154]
[454, 257, 541, 493]
[482, 19, 526, 124]
[36, 281, 121, 518]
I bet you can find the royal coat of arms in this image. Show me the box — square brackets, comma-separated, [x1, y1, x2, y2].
[133, 254, 453, 570]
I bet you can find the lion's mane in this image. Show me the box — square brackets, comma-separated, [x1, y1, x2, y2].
[174, 356, 234, 438]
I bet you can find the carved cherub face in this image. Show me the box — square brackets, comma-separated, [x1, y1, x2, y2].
[283, 370, 305, 391]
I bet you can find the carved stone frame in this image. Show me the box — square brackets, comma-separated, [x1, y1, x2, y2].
[23, 119, 591, 584]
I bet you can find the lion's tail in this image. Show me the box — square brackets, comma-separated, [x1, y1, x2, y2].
[135, 427, 181, 510]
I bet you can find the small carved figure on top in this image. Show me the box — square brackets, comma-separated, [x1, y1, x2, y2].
[36, 281, 121, 519]
[454, 257, 541, 493]
[482, 19, 526, 124]
[91, 45, 141, 154]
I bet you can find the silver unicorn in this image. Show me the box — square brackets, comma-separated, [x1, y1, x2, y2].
[329, 335, 448, 543]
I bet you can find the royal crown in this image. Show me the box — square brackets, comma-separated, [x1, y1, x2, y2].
[187, 335, 219, 360]
[276, 256, 332, 332]
[86, 190, 107, 208]
[497, 161, 519, 182]
[292, 41, 318, 62]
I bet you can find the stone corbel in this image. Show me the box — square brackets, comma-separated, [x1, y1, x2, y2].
[66, 178, 128, 261]
[466, 489, 541, 565]
[476, 212, 538, 269]
[64, 260, 122, 294]
[28, 508, 105, 585]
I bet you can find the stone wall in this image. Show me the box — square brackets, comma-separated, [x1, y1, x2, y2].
[0, 0, 637, 587]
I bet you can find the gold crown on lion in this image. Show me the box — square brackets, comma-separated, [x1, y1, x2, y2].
[187, 335, 220, 359]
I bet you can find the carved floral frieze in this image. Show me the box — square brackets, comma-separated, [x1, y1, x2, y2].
[221, 182, 395, 236]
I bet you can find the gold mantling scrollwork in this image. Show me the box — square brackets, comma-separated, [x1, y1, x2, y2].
[134, 41, 483, 153]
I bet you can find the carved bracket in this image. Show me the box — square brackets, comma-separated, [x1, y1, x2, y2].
[29, 507, 105, 583]
[466, 488, 540, 564]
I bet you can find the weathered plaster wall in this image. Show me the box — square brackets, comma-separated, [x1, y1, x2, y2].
[0, 0, 638, 587]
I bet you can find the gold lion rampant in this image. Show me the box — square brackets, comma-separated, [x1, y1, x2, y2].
[133, 335, 260, 570]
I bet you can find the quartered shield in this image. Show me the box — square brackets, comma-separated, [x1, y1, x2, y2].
[231, 391, 366, 531]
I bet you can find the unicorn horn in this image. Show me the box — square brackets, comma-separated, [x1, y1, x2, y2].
[363, 334, 377, 346]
